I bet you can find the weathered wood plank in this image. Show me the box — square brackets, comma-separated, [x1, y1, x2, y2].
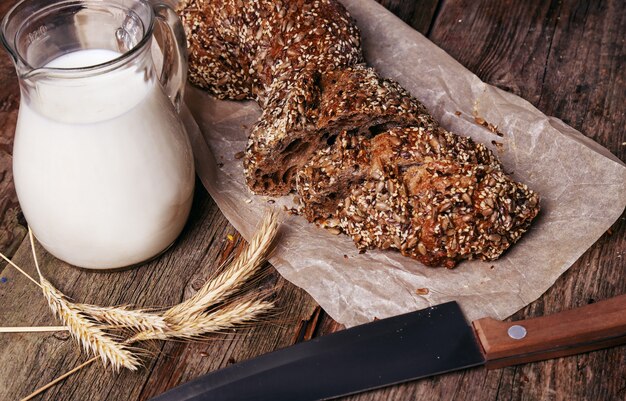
[0, 0, 27, 259]
[375, 0, 441, 34]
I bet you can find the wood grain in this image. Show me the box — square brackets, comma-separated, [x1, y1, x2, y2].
[0, 0, 26, 260]
[375, 0, 442, 34]
[0, 1, 624, 401]
[473, 294, 626, 369]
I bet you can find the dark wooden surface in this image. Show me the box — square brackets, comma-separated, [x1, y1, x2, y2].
[0, 0, 624, 400]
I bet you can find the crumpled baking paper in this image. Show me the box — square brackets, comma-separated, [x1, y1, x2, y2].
[180, 0, 626, 327]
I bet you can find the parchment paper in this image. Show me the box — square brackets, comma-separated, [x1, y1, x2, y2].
[181, 0, 626, 327]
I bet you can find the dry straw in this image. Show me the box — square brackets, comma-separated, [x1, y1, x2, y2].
[1, 210, 279, 399]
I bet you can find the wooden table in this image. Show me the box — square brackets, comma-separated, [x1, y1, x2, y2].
[0, 1, 624, 400]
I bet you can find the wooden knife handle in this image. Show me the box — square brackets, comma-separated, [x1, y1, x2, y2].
[472, 294, 626, 369]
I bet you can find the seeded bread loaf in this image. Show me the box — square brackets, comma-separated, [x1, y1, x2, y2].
[178, 0, 541, 267]
[296, 128, 539, 267]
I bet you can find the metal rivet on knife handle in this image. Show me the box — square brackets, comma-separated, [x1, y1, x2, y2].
[507, 325, 527, 340]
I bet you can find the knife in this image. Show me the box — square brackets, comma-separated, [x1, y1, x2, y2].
[151, 294, 626, 401]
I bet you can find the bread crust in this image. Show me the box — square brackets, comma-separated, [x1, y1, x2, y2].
[296, 128, 539, 267]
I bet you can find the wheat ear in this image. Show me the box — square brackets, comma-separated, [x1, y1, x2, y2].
[129, 299, 273, 342]
[79, 304, 167, 333]
[21, 297, 270, 401]
[28, 229, 140, 371]
[165, 210, 278, 320]
[40, 279, 141, 371]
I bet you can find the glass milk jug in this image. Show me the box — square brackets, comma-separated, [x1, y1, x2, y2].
[1, 0, 195, 269]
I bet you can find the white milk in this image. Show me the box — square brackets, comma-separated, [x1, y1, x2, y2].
[13, 49, 195, 269]
[45, 48, 121, 68]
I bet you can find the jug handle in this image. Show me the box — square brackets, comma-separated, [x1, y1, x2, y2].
[153, 3, 188, 111]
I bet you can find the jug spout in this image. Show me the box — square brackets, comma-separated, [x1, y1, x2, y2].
[2, 0, 160, 123]
[3, 0, 187, 113]
[1, 0, 154, 78]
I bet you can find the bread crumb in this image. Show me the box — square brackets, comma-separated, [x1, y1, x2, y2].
[491, 140, 504, 151]
[415, 288, 429, 295]
[475, 116, 505, 137]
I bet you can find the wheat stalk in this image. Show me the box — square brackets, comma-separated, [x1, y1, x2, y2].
[14, 211, 279, 400]
[165, 210, 278, 320]
[0, 326, 68, 333]
[19, 356, 100, 401]
[0, 248, 42, 288]
[131, 211, 279, 342]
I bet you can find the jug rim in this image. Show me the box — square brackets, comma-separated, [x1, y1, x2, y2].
[1, 0, 156, 79]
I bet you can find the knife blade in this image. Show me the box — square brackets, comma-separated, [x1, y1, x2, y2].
[151, 294, 626, 401]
